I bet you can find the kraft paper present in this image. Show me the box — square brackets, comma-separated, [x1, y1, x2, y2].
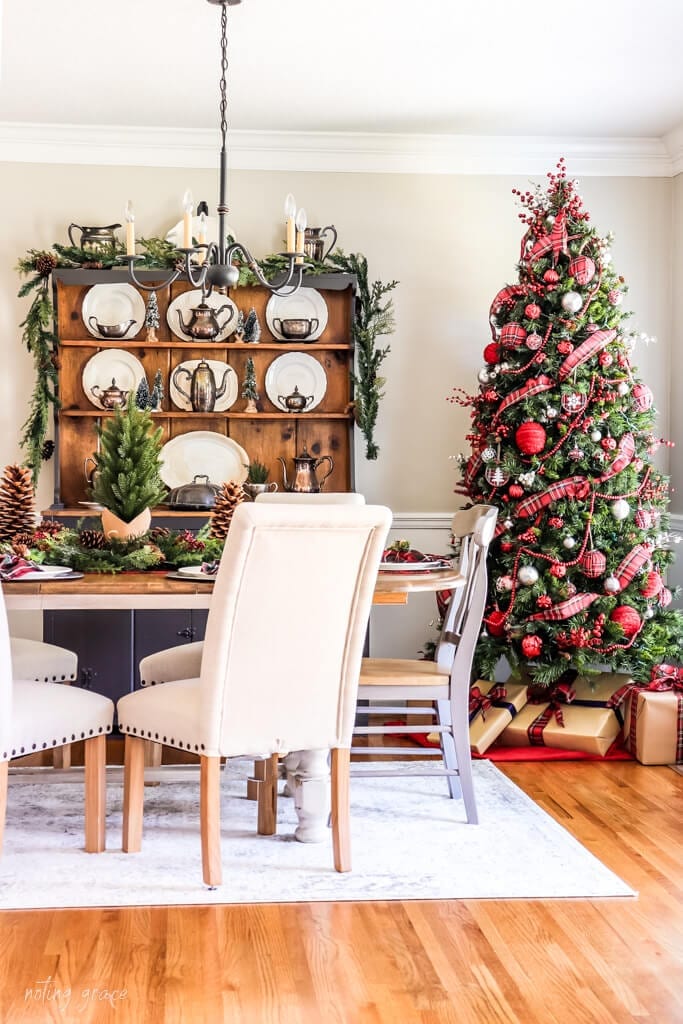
[469, 680, 528, 755]
[500, 673, 630, 755]
[623, 689, 683, 765]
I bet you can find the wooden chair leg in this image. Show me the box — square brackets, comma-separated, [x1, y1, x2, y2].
[53, 744, 72, 770]
[84, 735, 106, 853]
[122, 735, 145, 853]
[257, 754, 279, 836]
[247, 757, 266, 801]
[200, 755, 222, 887]
[0, 760, 8, 856]
[331, 747, 351, 873]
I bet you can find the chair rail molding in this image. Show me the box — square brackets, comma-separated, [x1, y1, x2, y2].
[0, 122, 675, 177]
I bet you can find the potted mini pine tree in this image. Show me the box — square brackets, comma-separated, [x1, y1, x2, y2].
[91, 396, 167, 539]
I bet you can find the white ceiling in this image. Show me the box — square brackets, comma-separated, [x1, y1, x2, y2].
[1, 0, 682, 141]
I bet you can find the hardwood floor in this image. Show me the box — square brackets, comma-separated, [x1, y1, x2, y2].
[0, 761, 681, 1023]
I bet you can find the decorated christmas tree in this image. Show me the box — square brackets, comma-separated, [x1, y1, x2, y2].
[455, 160, 683, 686]
[241, 357, 258, 413]
[151, 369, 164, 411]
[243, 307, 261, 344]
[145, 292, 160, 342]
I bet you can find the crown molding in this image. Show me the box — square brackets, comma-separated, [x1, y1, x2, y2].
[664, 124, 683, 175]
[0, 122, 674, 177]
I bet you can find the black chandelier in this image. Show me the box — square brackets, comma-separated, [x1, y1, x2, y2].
[121, 0, 306, 297]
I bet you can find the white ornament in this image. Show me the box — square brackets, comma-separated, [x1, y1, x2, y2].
[604, 575, 621, 594]
[602, 251, 612, 265]
[478, 367, 491, 384]
[644, 606, 655, 620]
[546, 406, 559, 420]
[617, 382, 630, 396]
[590, 429, 602, 442]
[546, 214, 555, 226]
[496, 575, 514, 592]
[481, 447, 497, 463]
[561, 291, 583, 314]
[488, 367, 499, 380]
[611, 499, 630, 521]
[518, 471, 536, 489]
[563, 536, 576, 550]
[518, 565, 539, 586]
[504, 518, 514, 529]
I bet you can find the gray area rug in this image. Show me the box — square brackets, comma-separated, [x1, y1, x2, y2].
[0, 760, 634, 908]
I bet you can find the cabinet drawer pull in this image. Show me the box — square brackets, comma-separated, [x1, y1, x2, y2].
[176, 627, 196, 640]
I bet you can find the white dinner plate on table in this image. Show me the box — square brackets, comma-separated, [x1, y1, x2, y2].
[266, 288, 328, 341]
[175, 565, 217, 578]
[82, 349, 145, 410]
[8, 565, 78, 581]
[170, 360, 238, 411]
[159, 432, 249, 490]
[264, 353, 326, 412]
[82, 284, 144, 340]
[167, 289, 239, 342]
[378, 560, 450, 573]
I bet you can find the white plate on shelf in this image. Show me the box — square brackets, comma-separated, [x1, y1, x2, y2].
[170, 360, 238, 411]
[159, 432, 249, 489]
[264, 353, 327, 412]
[266, 288, 328, 341]
[82, 284, 144, 340]
[82, 349, 146, 409]
[167, 289, 239, 342]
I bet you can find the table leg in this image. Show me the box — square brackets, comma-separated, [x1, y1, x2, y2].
[284, 749, 329, 843]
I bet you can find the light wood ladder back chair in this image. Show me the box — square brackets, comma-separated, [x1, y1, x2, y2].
[0, 591, 114, 856]
[351, 504, 497, 824]
[117, 501, 391, 887]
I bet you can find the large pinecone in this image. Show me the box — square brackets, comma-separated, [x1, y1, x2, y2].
[0, 465, 36, 543]
[34, 251, 58, 278]
[79, 529, 108, 550]
[210, 480, 245, 540]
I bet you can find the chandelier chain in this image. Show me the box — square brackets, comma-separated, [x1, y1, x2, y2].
[220, 4, 228, 151]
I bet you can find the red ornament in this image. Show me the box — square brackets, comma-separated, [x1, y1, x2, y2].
[568, 255, 596, 285]
[557, 340, 573, 355]
[659, 588, 673, 607]
[486, 610, 507, 636]
[521, 634, 543, 658]
[600, 437, 617, 451]
[548, 516, 564, 528]
[501, 541, 513, 552]
[515, 421, 547, 455]
[536, 595, 553, 608]
[500, 323, 527, 348]
[484, 343, 501, 364]
[608, 289, 622, 306]
[525, 303, 542, 320]
[581, 550, 607, 578]
[550, 563, 567, 578]
[634, 508, 652, 529]
[609, 605, 641, 638]
[543, 269, 559, 285]
[526, 333, 543, 350]
[640, 571, 663, 599]
[632, 383, 653, 411]
[508, 484, 524, 499]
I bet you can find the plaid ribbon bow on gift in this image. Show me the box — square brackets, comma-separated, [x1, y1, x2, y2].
[0, 554, 41, 581]
[468, 684, 507, 723]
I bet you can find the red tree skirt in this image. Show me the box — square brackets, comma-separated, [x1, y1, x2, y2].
[384, 723, 634, 761]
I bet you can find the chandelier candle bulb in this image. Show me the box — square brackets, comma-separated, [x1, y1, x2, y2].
[125, 200, 135, 256]
[182, 190, 194, 248]
[295, 208, 307, 265]
[284, 193, 296, 253]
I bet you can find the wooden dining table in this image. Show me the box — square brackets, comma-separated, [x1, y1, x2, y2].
[3, 566, 465, 843]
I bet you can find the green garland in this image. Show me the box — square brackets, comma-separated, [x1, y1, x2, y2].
[16, 240, 397, 479]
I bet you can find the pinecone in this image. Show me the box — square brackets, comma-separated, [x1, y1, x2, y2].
[34, 251, 58, 278]
[38, 518, 64, 536]
[0, 465, 36, 543]
[79, 529, 108, 550]
[11, 531, 35, 548]
[149, 526, 171, 542]
[41, 439, 55, 461]
[210, 480, 245, 540]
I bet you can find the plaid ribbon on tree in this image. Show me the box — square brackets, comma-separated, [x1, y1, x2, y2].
[614, 544, 651, 589]
[516, 476, 591, 518]
[464, 453, 483, 488]
[492, 375, 555, 425]
[469, 683, 507, 723]
[527, 681, 577, 745]
[488, 284, 526, 339]
[558, 329, 617, 381]
[628, 667, 683, 762]
[550, 207, 569, 263]
[599, 432, 636, 482]
[528, 592, 600, 621]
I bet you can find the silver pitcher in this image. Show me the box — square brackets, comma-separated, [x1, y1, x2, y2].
[172, 359, 232, 412]
[68, 223, 121, 253]
[304, 225, 337, 262]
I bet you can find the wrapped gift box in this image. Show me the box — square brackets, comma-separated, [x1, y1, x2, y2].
[499, 673, 631, 756]
[624, 687, 683, 765]
[469, 679, 528, 755]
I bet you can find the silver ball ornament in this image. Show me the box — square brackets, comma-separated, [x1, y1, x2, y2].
[518, 565, 539, 586]
[643, 607, 655, 620]
[478, 367, 491, 384]
[611, 499, 630, 521]
[562, 536, 576, 550]
[617, 382, 630, 397]
[561, 291, 583, 314]
[590, 429, 602, 442]
[546, 406, 558, 420]
[604, 575, 621, 594]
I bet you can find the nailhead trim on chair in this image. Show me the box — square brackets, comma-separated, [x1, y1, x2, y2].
[3, 724, 112, 760]
[118, 722, 205, 751]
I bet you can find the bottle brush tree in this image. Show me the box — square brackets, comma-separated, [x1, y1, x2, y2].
[91, 396, 167, 523]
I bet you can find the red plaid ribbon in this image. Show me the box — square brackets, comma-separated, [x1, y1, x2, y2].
[469, 684, 507, 723]
[558, 329, 616, 381]
[528, 592, 600, 621]
[527, 682, 576, 745]
[516, 476, 591, 518]
[489, 285, 526, 339]
[382, 548, 451, 568]
[628, 667, 683, 762]
[550, 207, 569, 263]
[614, 544, 651, 589]
[464, 453, 483, 488]
[492, 375, 555, 425]
[599, 432, 635, 482]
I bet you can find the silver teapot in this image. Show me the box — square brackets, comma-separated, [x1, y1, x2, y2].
[278, 445, 334, 492]
[172, 360, 232, 412]
[177, 301, 235, 341]
[277, 386, 314, 412]
[89, 378, 130, 409]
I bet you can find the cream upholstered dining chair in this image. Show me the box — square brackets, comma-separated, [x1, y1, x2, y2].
[0, 597, 114, 856]
[351, 505, 497, 824]
[117, 501, 391, 886]
[255, 491, 366, 505]
[10, 637, 79, 768]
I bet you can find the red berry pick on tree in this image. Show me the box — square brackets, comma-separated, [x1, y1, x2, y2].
[453, 159, 683, 687]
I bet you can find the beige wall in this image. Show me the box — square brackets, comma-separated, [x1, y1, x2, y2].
[670, 172, 683, 514]
[0, 163, 673, 515]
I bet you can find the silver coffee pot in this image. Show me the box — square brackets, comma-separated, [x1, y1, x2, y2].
[172, 360, 232, 412]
